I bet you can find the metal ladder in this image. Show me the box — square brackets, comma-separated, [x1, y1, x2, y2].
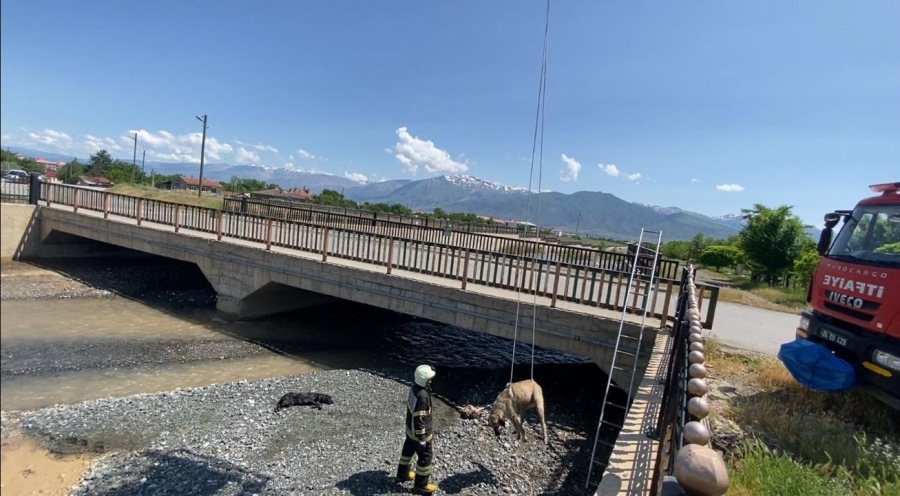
[585, 228, 664, 491]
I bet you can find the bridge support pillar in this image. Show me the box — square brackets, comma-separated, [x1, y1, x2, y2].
[196, 258, 336, 320]
[216, 281, 337, 320]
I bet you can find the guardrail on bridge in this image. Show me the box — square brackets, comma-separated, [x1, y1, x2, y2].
[33, 181, 720, 329]
[650, 265, 729, 495]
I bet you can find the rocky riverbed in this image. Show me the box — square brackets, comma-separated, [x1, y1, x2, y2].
[2, 257, 616, 494]
[11, 366, 603, 495]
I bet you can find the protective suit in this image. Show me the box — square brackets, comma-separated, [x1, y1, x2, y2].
[396, 364, 437, 494]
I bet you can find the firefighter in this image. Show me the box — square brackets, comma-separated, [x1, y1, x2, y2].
[396, 364, 438, 494]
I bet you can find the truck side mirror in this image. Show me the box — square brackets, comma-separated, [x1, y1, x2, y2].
[817, 228, 833, 255]
[817, 213, 840, 255]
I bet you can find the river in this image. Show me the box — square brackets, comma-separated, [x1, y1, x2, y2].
[1, 256, 602, 495]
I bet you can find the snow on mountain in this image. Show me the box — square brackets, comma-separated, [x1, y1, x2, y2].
[442, 174, 530, 193]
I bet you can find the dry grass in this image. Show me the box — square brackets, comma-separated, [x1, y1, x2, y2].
[107, 184, 224, 209]
[717, 286, 805, 314]
[705, 336, 900, 495]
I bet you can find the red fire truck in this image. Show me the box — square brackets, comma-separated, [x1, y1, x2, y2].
[790, 182, 900, 409]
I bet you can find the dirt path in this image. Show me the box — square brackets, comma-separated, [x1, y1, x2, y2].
[705, 301, 800, 356]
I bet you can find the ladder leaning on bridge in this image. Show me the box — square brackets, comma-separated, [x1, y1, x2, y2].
[585, 227, 664, 490]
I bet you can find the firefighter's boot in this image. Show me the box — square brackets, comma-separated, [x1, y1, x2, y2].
[395, 466, 414, 483]
[413, 474, 437, 494]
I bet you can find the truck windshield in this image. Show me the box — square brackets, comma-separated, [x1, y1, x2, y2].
[828, 205, 900, 267]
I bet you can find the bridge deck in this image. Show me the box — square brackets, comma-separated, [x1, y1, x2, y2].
[44, 203, 660, 329]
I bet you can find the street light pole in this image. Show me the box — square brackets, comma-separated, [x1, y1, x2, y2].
[130, 133, 138, 184]
[140, 150, 146, 183]
[196, 114, 208, 198]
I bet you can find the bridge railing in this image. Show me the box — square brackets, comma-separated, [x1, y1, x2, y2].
[223, 196, 523, 236]
[224, 194, 684, 281]
[37, 182, 719, 328]
[649, 265, 728, 495]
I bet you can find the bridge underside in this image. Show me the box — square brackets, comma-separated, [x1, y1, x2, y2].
[31, 207, 658, 397]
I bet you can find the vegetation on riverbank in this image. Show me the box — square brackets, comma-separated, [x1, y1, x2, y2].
[704, 338, 900, 496]
[106, 184, 225, 209]
[698, 269, 808, 314]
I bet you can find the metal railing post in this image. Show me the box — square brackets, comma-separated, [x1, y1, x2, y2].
[387, 237, 394, 274]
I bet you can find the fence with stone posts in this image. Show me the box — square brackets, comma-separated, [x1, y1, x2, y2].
[651, 265, 730, 496]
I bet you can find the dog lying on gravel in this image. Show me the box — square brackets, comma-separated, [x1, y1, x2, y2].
[274, 392, 334, 412]
[488, 379, 548, 445]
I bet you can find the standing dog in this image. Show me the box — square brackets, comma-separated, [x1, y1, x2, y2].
[274, 392, 333, 412]
[488, 379, 548, 445]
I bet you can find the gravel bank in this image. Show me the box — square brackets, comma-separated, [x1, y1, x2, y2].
[0, 258, 216, 307]
[1, 338, 269, 378]
[18, 368, 604, 495]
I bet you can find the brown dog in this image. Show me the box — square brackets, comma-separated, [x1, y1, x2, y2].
[488, 379, 548, 445]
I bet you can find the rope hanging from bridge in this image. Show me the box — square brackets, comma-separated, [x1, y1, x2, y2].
[510, 0, 551, 385]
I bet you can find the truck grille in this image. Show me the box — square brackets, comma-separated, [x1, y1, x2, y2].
[823, 302, 875, 322]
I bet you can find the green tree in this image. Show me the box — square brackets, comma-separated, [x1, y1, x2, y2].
[876, 241, 900, 255]
[699, 245, 744, 271]
[739, 204, 810, 284]
[86, 150, 115, 177]
[793, 248, 821, 287]
[315, 189, 357, 208]
[687, 233, 711, 261]
[222, 176, 279, 193]
[57, 159, 84, 184]
[661, 240, 690, 261]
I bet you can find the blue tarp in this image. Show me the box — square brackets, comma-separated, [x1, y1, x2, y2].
[778, 339, 856, 392]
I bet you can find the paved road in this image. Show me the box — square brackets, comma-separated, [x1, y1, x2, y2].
[705, 301, 800, 356]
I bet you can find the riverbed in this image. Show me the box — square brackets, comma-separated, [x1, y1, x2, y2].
[1, 257, 615, 495]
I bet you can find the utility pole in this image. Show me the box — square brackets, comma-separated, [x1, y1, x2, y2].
[196, 114, 208, 198]
[575, 212, 581, 238]
[130, 133, 138, 184]
[140, 150, 146, 182]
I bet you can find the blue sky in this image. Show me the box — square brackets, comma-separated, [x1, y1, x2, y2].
[1, 0, 897, 225]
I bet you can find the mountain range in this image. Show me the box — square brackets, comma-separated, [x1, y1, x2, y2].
[4, 145, 819, 242]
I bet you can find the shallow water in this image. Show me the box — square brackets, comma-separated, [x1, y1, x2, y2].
[0, 262, 587, 412]
[0, 258, 604, 496]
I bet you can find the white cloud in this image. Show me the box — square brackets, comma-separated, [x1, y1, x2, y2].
[235, 147, 261, 164]
[716, 183, 745, 192]
[391, 126, 468, 175]
[4, 126, 257, 164]
[85, 135, 123, 152]
[626, 173, 642, 181]
[691, 178, 700, 183]
[599, 164, 620, 177]
[124, 129, 234, 163]
[344, 172, 368, 184]
[235, 140, 278, 154]
[297, 148, 316, 159]
[27, 128, 73, 148]
[559, 154, 581, 182]
[283, 162, 301, 171]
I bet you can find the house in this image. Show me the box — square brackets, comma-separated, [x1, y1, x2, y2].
[158, 175, 222, 195]
[248, 186, 313, 203]
[35, 158, 66, 171]
[76, 176, 114, 188]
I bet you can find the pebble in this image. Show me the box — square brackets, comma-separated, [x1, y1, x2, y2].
[16, 368, 602, 495]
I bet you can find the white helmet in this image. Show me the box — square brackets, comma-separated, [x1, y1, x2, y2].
[414, 365, 436, 387]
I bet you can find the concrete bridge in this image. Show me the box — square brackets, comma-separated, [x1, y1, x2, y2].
[2, 182, 725, 494]
[4, 183, 719, 397]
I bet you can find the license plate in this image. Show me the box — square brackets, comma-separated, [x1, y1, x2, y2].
[820, 329, 848, 347]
